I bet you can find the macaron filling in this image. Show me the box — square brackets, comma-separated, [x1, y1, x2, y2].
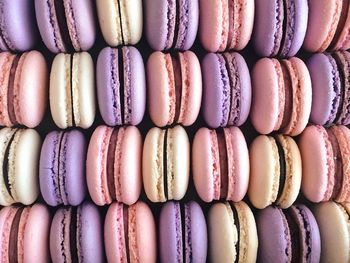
[116, 0, 125, 45]
[231, 204, 241, 263]
[217, 130, 229, 199]
[271, 0, 284, 56]
[179, 203, 187, 262]
[106, 129, 118, 200]
[163, 129, 169, 199]
[55, 131, 69, 204]
[118, 49, 126, 124]
[279, 60, 293, 131]
[69, 207, 79, 262]
[275, 137, 287, 201]
[8, 207, 24, 261]
[2, 129, 18, 198]
[172, 54, 183, 123]
[279, 0, 295, 57]
[7, 55, 20, 125]
[123, 205, 130, 262]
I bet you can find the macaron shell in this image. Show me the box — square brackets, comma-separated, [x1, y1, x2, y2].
[333, 5, 350, 50]
[0, 206, 17, 261]
[0, 52, 15, 127]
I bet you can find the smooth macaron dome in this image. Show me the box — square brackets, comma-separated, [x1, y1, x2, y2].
[97, 46, 146, 126]
[253, 0, 308, 57]
[143, 125, 190, 202]
[0, 128, 41, 206]
[159, 201, 207, 263]
[0, 0, 38, 51]
[96, 0, 143, 46]
[256, 205, 321, 263]
[250, 57, 312, 136]
[50, 202, 104, 263]
[87, 125, 142, 206]
[304, 0, 350, 52]
[199, 0, 254, 52]
[201, 52, 251, 128]
[0, 51, 48, 128]
[50, 52, 95, 129]
[192, 127, 249, 202]
[313, 201, 350, 263]
[298, 125, 350, 203]
[104, 201, 157, 263]
[248, 134, 302, 209]
[147, 51, 202, 127]
[39, 129, 87, 206]
[35, 0, 96, 53]
[208, 201, 258, 263]
[145, 0, 199, 51]
[0, 204, 51, 263]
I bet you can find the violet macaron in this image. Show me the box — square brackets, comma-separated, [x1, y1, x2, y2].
[159, 201, 207, 263]
[39, 129, 87, 206]
[50, 202, 104, 263]
[201, 52, 251, 128]
[257, 205, 321, 263]
[145, 0, 199, 51]
[97, 46, 146, 126]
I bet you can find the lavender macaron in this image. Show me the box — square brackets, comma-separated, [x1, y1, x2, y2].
[201, 52, 251, 128]
[159, 201, 207, 263]
[39, 130, 87, 206]
[97, 46, 146, 126]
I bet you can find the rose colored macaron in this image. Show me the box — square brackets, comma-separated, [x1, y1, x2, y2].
[199, 0, 254, 52]
[97, 46, 146, 126]
[249, 134, 302, 209]
[0, 51, 48, 128]
[87, 125, 142, 206]
[201, 52, 251, 128]
[250, 57, 312, 136]
[143, 125, 190, 202]
[159, 201, 207, 263]
[298, 125, 350, 203]
[105, 201, 157, 263]
[35, 0, 96, 53]
[147, 51, 202, 127]
[208, 201, 258, 263]
[192, 127, 249, 202]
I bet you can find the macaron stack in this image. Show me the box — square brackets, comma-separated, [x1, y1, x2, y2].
[1, 0, 350, 262]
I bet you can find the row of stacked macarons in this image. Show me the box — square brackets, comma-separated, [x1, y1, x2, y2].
[1, 123, 349, 209]
[2, 1, 350, 56]
[2, 199, 349, 263]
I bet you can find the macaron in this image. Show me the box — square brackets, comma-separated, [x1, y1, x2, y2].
[201, 52, 251, 128]
[199, 0, 254, 52]
[35, 0, 96, 53]
[253, 0, 308, 57]
[192, 127, 249, 202]
[0, 128, 41, 206]
[159, 201, 207, 263]
[87, 125, 142, 206]
[50, 52, 95, 129]
[39, 129, 87, 207]
[313, 201, 350, 263]
[298, 125, 350, 203]
[143, 125, 190, 202]
[0, 204, 51, 263]
[104, 201, 157, 263]
[256, 205, 321, 263]
[250, 57, 312, 136]
[248, 134, 302, 209]
[96, 0, 143, 46]
[147, 51, 202, 127]
[308, 51, 350, 126]
[208, 201, 258, 263]
[145, 0, 199, 51]
[0, 0, 38, 51]
[0, 51, 48, 128]
[304, 0, 350, 52]
[50, 202, 104, 263]
[97, 46, 146, 126]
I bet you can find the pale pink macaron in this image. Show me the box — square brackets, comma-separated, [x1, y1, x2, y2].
[147, 51, 202, 127]
[192, 127, 249, 202]
[86, 125, 142, 206]
[0, 51, 48, 127]
[104, 201, 157, 263]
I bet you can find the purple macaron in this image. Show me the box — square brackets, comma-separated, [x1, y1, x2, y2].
[159, 201, 207, 263]
[145, 0, 199, 51]
[39, 129, 87, 206]
[35, 0, 96, 53]
[50, 202, 104, 263]
[201, 52, 251, 128]
[96, 46, 146, 127]
[257, 205, 321, 263]
[0, 0, 38, 51]
[253, 0, 308, 57]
